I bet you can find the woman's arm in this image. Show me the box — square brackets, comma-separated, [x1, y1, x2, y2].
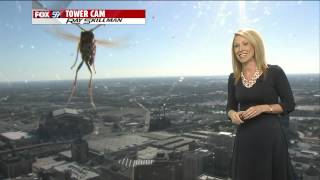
[241, 66, 295, 120]
[273, 65, 295, 115]
[265, 104, 284, 114]
[241, 104, 283, 120]
[226, 73, 243, 124]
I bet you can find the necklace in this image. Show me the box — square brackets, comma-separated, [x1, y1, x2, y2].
[241, 69, 262, 88]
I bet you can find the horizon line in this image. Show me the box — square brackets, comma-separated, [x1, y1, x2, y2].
[0, 73, 319, 84]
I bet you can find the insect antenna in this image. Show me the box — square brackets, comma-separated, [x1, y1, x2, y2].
[89, 24, 105, 32]
[75, 24, 86, 31]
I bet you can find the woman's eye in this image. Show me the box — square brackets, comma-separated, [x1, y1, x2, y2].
[234, 44, 239, 48]
[243, 42, 248, 46]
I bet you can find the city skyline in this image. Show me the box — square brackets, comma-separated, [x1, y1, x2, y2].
[0, 1, 319, 82]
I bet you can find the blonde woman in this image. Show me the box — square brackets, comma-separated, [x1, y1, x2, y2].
[226, 28, 295, 180]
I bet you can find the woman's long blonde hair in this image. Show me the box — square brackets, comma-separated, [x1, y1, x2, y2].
[231, 28, 268, 84]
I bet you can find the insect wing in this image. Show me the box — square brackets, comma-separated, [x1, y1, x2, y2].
[95, 38, 128, 48]
[46, 27, 80, 42]
[32, 0, 73, 9]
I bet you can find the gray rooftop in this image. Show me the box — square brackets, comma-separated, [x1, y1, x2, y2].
[53, 162, 99, 180]
[52, 108, 79, 117]
[0, 131, 30, 140]
[88, 134, 150, 152]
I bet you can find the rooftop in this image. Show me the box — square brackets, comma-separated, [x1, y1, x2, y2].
[164, 139, 194, 149]
[0, 131, 30, 140]
[118, 157, 154, 168]
[140, 131, 177, 140]
[198, 174, 224, 180]
[183, 133, 208, 140]
[88, 134, 150, 152]
[153, 137, 183, 147]
[33, 156, 66, 171]
[218, 131, 233, 137]
[305, 166, 320, 176]
[137, 146, 168, 160]
[54, 162, 99, 180]
[59, 150, 72, 159]
[52, 108, 79, 117]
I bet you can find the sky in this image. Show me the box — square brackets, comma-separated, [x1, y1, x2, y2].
[0, 1, 319, 82]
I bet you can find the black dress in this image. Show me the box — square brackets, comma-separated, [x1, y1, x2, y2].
[226, 65, 295, 180]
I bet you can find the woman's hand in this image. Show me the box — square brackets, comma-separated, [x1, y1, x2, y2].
[228, 110, 244, 125]
[242, 105, 267, 120]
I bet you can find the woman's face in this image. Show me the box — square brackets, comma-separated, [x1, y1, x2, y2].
[233, 35, 255, 64]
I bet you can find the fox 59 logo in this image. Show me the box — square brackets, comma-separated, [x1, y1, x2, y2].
[51, 11, 60, 18]
[33, 10, 60, 18]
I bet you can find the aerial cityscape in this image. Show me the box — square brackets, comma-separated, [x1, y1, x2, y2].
[0, 74, 319, 179]
[0, 0, 318, 179]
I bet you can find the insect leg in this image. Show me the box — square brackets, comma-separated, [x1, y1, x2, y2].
[92, 41, 96, 74]
[85, 61, 96, 109]
[67, 60, 84, 105]
[71, 43, 80, 69]
[93, 63, 96, 74]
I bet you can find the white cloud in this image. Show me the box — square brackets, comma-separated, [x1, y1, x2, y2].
[252, 18, 260, 23]
[239, 1, 248, 26]
[213, 2, 230, 28]
[263, 7, 271, 16]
